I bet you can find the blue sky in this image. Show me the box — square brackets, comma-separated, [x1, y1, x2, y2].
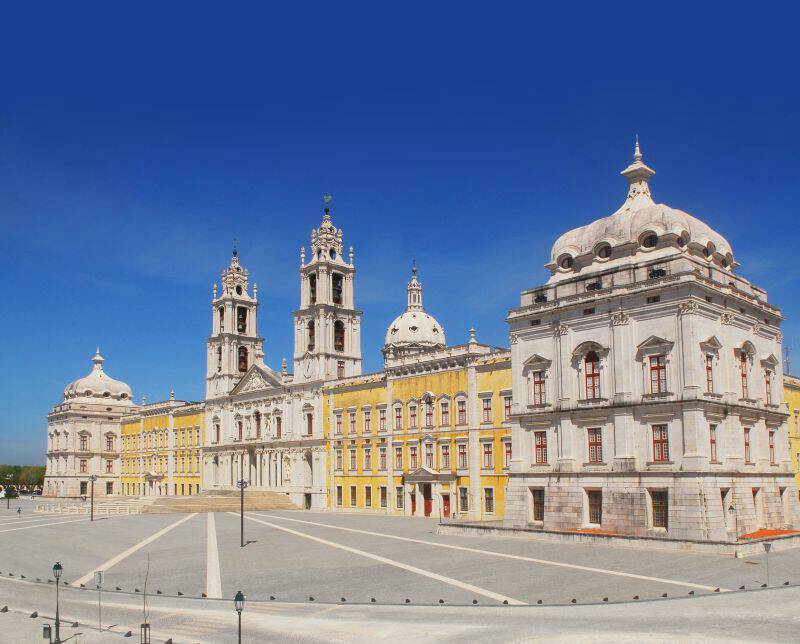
[1, 4, 798, 464]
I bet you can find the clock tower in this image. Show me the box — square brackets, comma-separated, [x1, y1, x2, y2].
[293, 197, 362, 383]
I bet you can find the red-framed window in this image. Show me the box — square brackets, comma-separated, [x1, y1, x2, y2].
[379, 446, 387, 470]
[409, 405, 417, 429]
[457, 400, 467, 425]
[394, 406, 402, 430]
[585, 351, 600, 399]
[106, 459, 113, 474]
[425, 401, 433, 427]
[364, 448, 372, 470]
[349, 412, 356, 434]
[740, 354, 749, 399]
[652, 424, 670, 462]
[765, 370, 772, 405]
[106, 435, 114, 451]
[649, 355, 667, 394]
[769, 430, 776, 464]
[705, 354, 714, 393]
[335, 413, 342, 434]
[588, 490, 602, 525]
[482, 398, 492, 423]
[441, 443, 450, 469]
[532, 370, 545, 405]
[79, 459, 88, 473]
[440, 401, 450, 426]
[394, 446, 403, 469]
[457, 443, 468, 469]
[503, 395, 512, 420]
[425, 443, 434, 468]
[80, 435, 89, 451]
[363, 410, 371, 433]
[588, 428, 603, 463]
[275, 416, 282, 438]
[349, 449, 357, 471]
[379, 409, 387, 431]
[709, 424, 718, 463]
[744, 428, 752, 463]
[534, 431, 548, 464]
[504, 441, 512, 467]
[337, 360, 345, 378]
[409, 445, 418, 469]
[482, 442, 493, 469]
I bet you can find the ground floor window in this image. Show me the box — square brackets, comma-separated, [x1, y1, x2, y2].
[458, 486, 469, 512]
[651, 490, 668, 528]
[350, 485, 357, 507]
[106, 482, 113, 495]
[396, 486, 404, 509]
[365, 486, 372, 507]
[80, 481, 87, 496]
[531, 488, 545, 522]
[587, 489, 602, 525]
[484, 488, 494, 514]
[380, 486, 388, 508]
[336, 485, 343, 507]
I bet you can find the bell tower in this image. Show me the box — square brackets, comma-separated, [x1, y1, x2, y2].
[206, 242, 264, 398]
[293, 196, 362, 383]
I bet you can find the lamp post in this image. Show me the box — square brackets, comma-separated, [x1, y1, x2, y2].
[52, 562, 62, 644]
[763, 541, 772, 586]
[237, 479, 249, 547]
[5, 474, 12, 509]
[89, 475, 98, 522]
[234, 590, 245, 644]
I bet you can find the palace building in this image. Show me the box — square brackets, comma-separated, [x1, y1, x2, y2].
[504, 141, 799, 539]
[324, 266, 512, 519]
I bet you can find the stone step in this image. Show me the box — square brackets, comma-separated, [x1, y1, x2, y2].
[142, 491, 299, 514]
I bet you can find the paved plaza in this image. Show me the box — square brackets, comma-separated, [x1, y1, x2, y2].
[2, 498, 800, 641]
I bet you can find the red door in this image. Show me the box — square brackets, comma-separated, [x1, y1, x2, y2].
[411, 492, 416, 515]
[423, 484, 432, 517]
[442, 494, 451, 518]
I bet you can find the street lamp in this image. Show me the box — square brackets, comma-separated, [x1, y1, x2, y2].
[52, 562, 62, 644]
[89, 475, 98, 522]
[234, 590, 245, 644]
[5, 474, 12, 509]
[763, 541, 772, 586]
[237, 479, 249, 547]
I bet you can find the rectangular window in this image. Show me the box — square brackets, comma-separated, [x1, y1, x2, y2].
[482, 398, 492, 423]
[409, 405, 417, 429]
[503, 395, 512, 421]
[504, 441, 512, 467]
[306, 413, 313, 436]
[335, 413, 343, 435]
[587, 490, 602, 524]
[336, 485, 342, 506]
[425, 401, 433, 427]
[709, 424, 718, 462]
[380, 486, 387, 508]
[651, 491, 668, 528]
[532, 370, 546, 405]
[337, 360, 345, 379]
[740, 354, 749, 399]
[531, 488, 545, 522]
[106, 435, 114, 451]
[365, 486, 372, 508]
[457, 443, 468, 469]
[335, 449, 343, 471]
[649, 355, 667, 394]
[585, 354, 601, 399]
[769, 430, 776, 465]
[80, 435, 89, 451]
[482, 442, 493, 469]
[394, 406, 402, 430]
[80, 459, 87, 473]
[106, 459, 113, 474]
[441, 443, 450, 469]
[705, 354, 714, 393]
[349, 449, 357, 471]
[425, 442, 434, 468]
[652, 425, 669, 462]
[459, 487, 469, 512]
[396, 486, 404, 509]
[379, 446, 387, 471]
[409, 445, 418, 469]
[363, 410, 371, 434]
[587, 428, 603, 463]
[349, 485, 357, 507]
[349, 412, 356, 434]
[484, 488, 495, 514]
[80, 481, 88, 496]
[364, 447, 372, 471]
[440, 401, 450, 426]
[534, 431, 548, 464]
[394, 446, 402, 470]
[275, 416, 282, 438]
[744, 428, 752, 463]
[765, 371, 772, 405]
[379, 409, 387, 432]
[457, 400, 467, 425]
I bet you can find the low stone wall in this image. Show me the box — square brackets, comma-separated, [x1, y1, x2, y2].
[437, 521, 800, 556]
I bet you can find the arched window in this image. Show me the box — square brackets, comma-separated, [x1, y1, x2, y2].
[332, 273, 343, 305]
[585, 351, 600, 399]
[740, 353, 749, 399]
[307, 320, 315, 351]
[238, 347, 248, 373]
[254, 411, 261, 439]
[219, 306, 225, 332]
[309, 273, 317, 304]
[334, 320, 345, 352]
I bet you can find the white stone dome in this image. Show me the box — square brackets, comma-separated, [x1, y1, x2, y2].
[550, 142, 734, 270]
[385, 310, 446, 347]
[63, 349, 133, 405]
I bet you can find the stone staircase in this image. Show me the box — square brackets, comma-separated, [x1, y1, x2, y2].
[36, 498, 151, 515]
[142, 489, 299, 514]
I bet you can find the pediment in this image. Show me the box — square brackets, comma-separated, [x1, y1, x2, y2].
[761, 353, 779, 368]
[700, 335, 723, 351]
[523, 353, 552, 369]
[636, 335, 674, 354]
[230, 365, 283, 396]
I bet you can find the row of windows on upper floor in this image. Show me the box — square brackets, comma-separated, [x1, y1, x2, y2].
[48, 432, 117, 452]
[526, 422, 779, 467]
[210, 412, 313, 443]
[122, 427, 202, 452]
[334, 484, 498, 516]
[525, 346, 778, 406]
[334, 438, 512, 473]
[333, 395, 512, 435]
[123, 453, 200, 475]
[48, 455, 117, 476]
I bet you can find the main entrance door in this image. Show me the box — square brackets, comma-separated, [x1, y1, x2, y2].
[422, 484, 432, 517]
[442, 493, 450, 518]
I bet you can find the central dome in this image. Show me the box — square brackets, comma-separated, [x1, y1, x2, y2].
[383, 264, 446, 360]
[63, 349, 133, 405]
[549, 140, 734, 277]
